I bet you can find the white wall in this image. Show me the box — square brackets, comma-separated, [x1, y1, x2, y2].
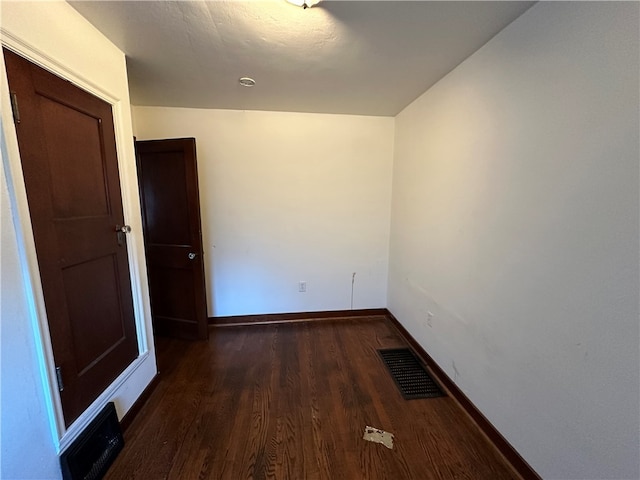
[133, 107, 394, 317]
[1, 149, 61, 480]
[388, 2, 639, 479]
[1, 2, 156, 478]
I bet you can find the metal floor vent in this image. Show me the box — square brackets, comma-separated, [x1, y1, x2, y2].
[60, 402, 124, 480]
[378, 348, 445, 400]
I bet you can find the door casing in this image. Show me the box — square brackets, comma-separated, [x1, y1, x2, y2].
[0, 37, 154, 452]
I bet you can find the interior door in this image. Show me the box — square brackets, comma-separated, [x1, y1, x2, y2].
[3, 48, 139, 426]
[135, 138, 208, 340]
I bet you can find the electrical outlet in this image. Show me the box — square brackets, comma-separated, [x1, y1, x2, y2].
[299, 281, 307, 293]
[426, 311, 433, 327]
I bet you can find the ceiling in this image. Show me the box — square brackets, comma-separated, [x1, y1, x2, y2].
[69, 1, 535, 117]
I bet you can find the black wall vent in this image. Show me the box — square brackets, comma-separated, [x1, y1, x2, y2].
[60, 402, 124, 480]
[378, 348, 445, 399]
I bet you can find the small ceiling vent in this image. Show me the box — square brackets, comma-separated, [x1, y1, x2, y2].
[239, 77, 256, 87]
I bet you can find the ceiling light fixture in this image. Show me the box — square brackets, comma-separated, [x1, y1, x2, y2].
[285, 0, 321, 9]
[239, 77, 256, 87]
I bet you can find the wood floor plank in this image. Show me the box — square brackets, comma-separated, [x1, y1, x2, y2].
[106, 316, 518, 480]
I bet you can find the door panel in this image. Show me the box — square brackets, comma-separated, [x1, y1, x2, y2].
[3, 48, 139, 426]
[136, 138, 208, 340]
[141, 150, 191, 245]
[63, 255, 126, 372]
[41, 95, 111, 217]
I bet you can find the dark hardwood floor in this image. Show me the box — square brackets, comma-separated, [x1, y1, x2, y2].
[107, 316, 518, 479]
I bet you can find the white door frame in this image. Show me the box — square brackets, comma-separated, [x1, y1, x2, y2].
[1, 29, 154, 453]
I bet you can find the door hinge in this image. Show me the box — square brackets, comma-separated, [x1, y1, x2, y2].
[10, 92, 20, 124]
[55, 366, 64, 392]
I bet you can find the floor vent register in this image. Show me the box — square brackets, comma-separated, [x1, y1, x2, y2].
[59, 402, 124, 480]
[378, 348, 445, 400]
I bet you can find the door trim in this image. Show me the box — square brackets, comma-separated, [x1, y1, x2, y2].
[1, 32, 154, 452]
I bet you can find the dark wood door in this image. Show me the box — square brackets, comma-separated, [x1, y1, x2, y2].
[3, 48, 139, 426]
[135, 138, 208, 340]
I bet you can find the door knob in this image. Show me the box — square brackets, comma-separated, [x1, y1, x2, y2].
[115, 225, 131, 246]
[188, 252, 198, 260]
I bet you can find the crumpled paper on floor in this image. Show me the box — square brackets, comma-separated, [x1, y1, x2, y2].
[363, 426, 394, 449]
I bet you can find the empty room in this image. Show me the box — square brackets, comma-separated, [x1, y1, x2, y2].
[1, 1, 638, 479]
